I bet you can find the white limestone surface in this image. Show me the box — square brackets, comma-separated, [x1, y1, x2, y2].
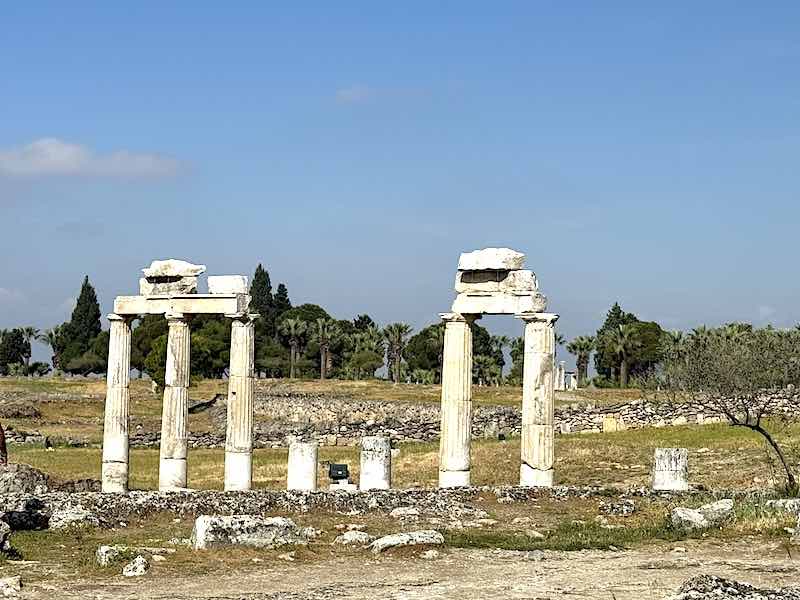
[142, 259, 206, 278]
[457, 248, 525, 271]
[208, 275, 248, 295]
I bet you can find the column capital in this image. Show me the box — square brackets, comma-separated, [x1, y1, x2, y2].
[225, 312, 260, 322]
[439, 312, 480, 324]
[107, 313, 135, 324]
[516, 312, 559, 325]
[165, 312, 189, 323]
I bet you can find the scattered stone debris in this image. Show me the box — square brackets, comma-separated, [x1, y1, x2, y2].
[122, 555, 150, 577]
[0, 464, 49, 495]
[599, 499, 635, 516]
[333, 530, 374, 546]
[95, 545, 123, 567]
[191, 515, 313, 550]
[671, 499, 733, 531]
[0, 520, 11, 553]
[669, 575, 800, 599]
[368, 530, 445, 554]
[389, 506, 420, 519]
[420, 549, 440, 560]
[0, 576, 21, 597]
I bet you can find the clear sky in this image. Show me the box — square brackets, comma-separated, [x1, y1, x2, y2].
[2, 3, 799, 368]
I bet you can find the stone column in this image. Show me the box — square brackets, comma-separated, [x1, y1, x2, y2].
[438, 312, 475, 488]
[360, 436, 391, 490]
[557, 361, 566, 391]
[517, 312, 559, 487]
[102, 314, 133, 493]
[224, 314, 256, 491]
[287, 441, 318, 491]
[652, 448, 689, 491]
[159, 313, 191, 491]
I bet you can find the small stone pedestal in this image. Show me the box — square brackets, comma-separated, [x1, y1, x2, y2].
[652, 447, 689, 491]
[360, 436, 391, 490]
[287, 441, 318, 491]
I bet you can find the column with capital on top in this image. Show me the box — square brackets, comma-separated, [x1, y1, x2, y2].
[159, 313, 191, 491]
[224, 313, 257, 491]
[102, 314, 134, 493]
[517, 312, 559, 487]
[438, 312, 475, 488]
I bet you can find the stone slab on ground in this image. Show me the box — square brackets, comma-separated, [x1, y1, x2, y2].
[191, 515, 313, 550]
[671, 499, 733, 531]
[368, 529, 444, 553]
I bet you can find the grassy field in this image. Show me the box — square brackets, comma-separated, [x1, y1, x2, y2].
[9, 421, 795, 492]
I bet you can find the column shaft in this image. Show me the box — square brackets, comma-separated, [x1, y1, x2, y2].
[438, 313, 473, 487]
[159, 314, 191, 490]
[518, 313, 559, 487]
[224, 315, 256, 491]
[102, 314, 132, 493]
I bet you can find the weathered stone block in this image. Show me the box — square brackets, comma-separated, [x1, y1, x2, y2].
[451, 291, 547, 315]
[139, 276, 198, 296]
[457, 248, 525, 271]
[142, 259, 206, 278]
[653, 447, 689, 491]
[454, 269, 537, 294]
[191, 515, 311, 550]
[208, 275, 248, 295]
[368, 530, 444, 553]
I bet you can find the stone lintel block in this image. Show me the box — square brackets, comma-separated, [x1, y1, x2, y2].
[208, 275, 248, 295]
[142, 259, 206, 278]
[452, 291, 547, 315]
[457, 248, 525, 271]
[139, 276, 198, 296]
[114, 294, 250, 315]
[454, 269, 538, 294]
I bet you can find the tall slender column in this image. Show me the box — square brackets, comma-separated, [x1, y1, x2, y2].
[102, 314, 133, 493]
[438, 312, 475, 488]
[224, 313, 256, 491]
[517, 312, 559, 487]
[159, 313, 191, 490]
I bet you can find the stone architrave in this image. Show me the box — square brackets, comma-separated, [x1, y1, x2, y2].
[287, 441, 318, 491]
[438, 312, 475, 487]
[517, 312, 559, 487]
[653, 447, 689, 491]
[101, 314, 133, 493]
[360, 436, 391, 490]
[457, 248, 526, 271]
[224, 314, 256, 491]
[159, 313, 191, 490]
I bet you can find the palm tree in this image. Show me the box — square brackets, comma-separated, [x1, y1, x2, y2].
[473, 355, 501, 386]
[606, 324, 640, 388]
[19, 326, 40, 370]
[39, 326, 65, 370]
[689, 325, 711, 347]
[311, 318, 339, 380]
[566, 336, 595, 387]
[279, 318, 307, 379]
[382, 322, 413, 384]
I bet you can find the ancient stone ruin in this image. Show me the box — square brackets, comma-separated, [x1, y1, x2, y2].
[102, 259, 257, 493]
[439, 248, 559, 488]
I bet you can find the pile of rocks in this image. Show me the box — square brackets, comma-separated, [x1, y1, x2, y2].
[670, 575, 800, 599]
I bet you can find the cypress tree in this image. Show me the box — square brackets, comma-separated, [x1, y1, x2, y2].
[273, 283, 291, 317]
[70, 276, 102, 347]
[249, 264, 273, 318]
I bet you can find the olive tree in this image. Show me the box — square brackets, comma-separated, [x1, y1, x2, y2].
[650, 326, 800, 492]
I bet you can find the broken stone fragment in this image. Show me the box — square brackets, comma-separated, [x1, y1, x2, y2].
[191, 515, 313, 550]
[457, 248, 526, 271]
[48, 504, 100, 530]
[207, 275, 248, 295]
[139, 276, 198, 296]
[454, 269, 538, 294]
[0, 576, 21, 597]
[122, 555, 150, 577]
[670, 499, 733, 531]
[142, 259, 206, 278]
[332, 530, 374, 546]
[368, 530, 445, 553]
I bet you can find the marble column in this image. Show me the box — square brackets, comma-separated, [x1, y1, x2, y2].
[287, 441, 318, 491]
[224, 314, 256, 491]
[159, 313, 191, 491]
[360, 436, 391, 490]
[438, 312, 475, 488]
[102, 314, 133, 493]
[557, 361, 566, 391]
[652, 447, 689, 491]
[517, 312, 559, 487]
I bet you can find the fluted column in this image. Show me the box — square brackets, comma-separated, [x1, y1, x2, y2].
[102, 314, 133, 493]
[159, 313, 191, 490]
[224, 313, 256, 491]
[438, 312, 475, 488]
[517, 312, 559, 487]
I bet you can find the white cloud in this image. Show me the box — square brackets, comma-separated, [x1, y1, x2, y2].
[0, 138, 181, 178]
[335, 84, 375, 104]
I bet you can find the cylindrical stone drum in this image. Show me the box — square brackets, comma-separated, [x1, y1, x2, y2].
[652, 447, 689, 491]
[359, 436, 391, 491]
[287, 441, 318, 491]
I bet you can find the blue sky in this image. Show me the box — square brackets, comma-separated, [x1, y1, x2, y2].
[2, 3, 799, 367]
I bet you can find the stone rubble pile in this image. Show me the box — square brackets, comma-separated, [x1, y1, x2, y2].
[669, 575, 800, 600]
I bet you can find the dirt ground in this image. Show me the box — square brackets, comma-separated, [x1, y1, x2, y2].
[3, 539, 797, 600]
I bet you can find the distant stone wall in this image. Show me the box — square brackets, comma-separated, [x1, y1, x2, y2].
[7, 389, 799, 449]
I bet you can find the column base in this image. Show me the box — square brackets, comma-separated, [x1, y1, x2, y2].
[159, 457, 187, 491]
[520, 464, 553, 487]
[439, 469, 470, 488]
[652, 471, 689, 492]
[101, 461, 128, 493]
[224, 451, 252, 491]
